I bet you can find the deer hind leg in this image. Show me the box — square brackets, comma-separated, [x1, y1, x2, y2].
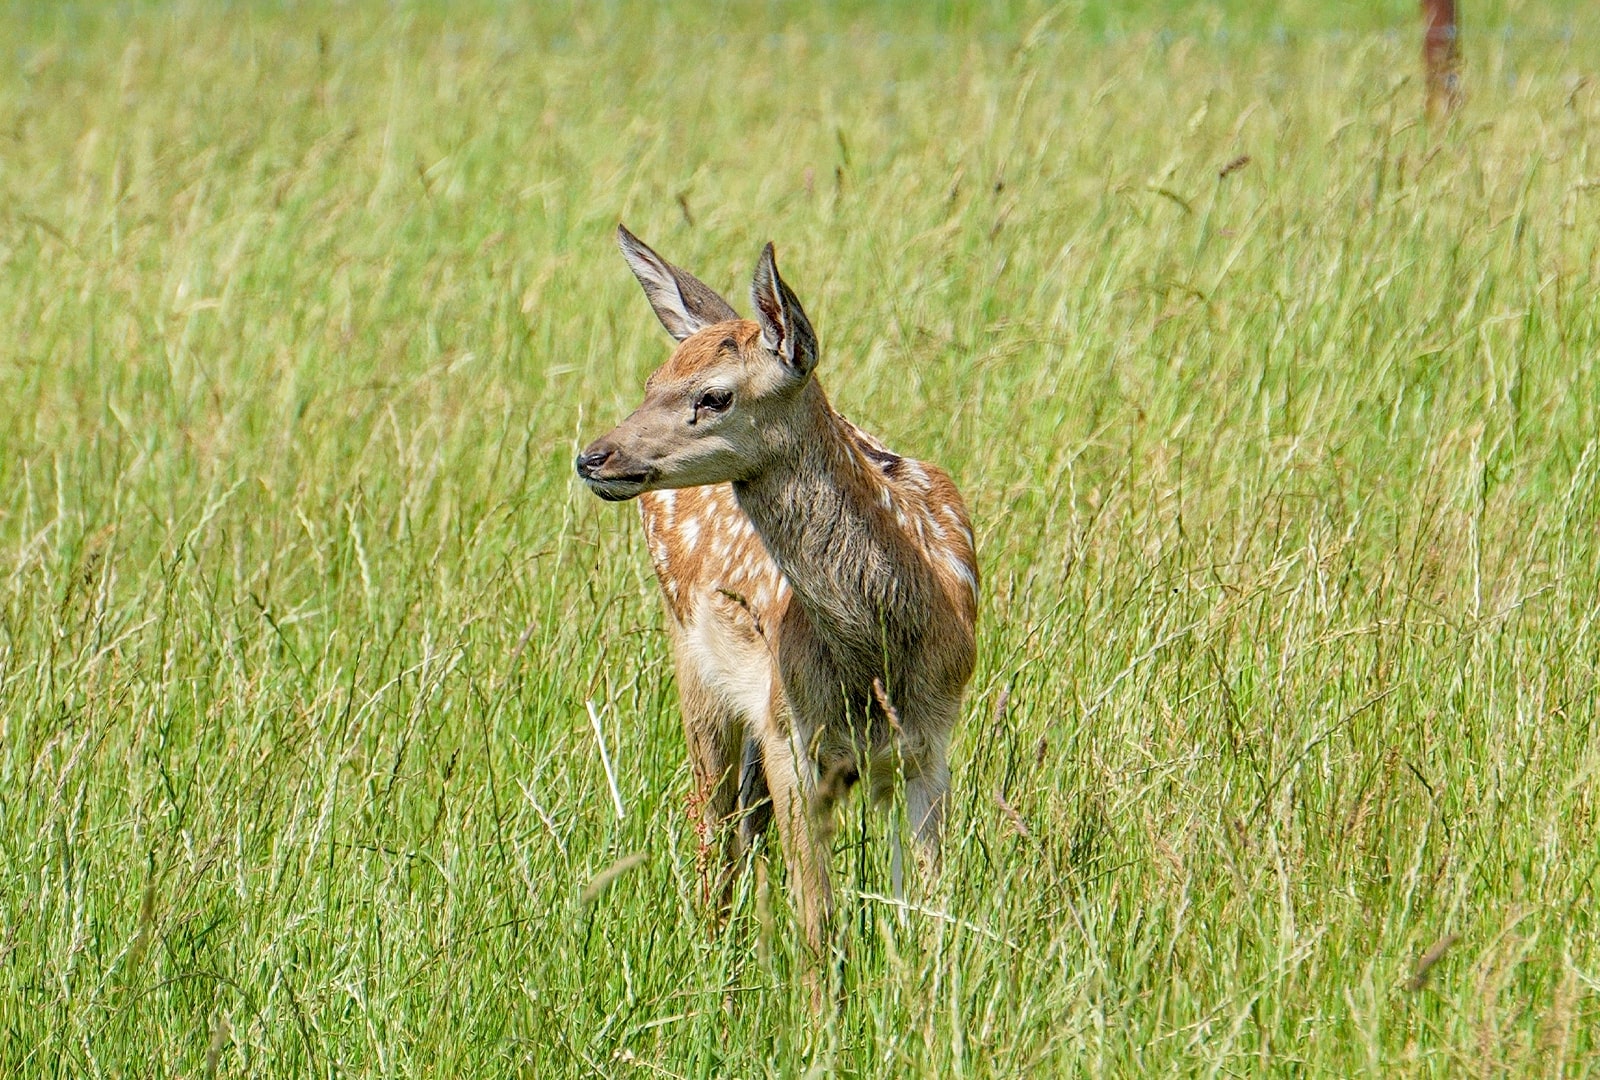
[674, 663, 746, 917]
[905, 753, 950, 875]
[675, 592, 782, 915]
[736, 735, 773, 848]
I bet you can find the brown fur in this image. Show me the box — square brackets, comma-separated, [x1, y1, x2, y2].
[577, 228, 978, 959]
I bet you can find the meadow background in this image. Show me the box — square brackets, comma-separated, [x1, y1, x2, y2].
[2, 0, 1598, 1074]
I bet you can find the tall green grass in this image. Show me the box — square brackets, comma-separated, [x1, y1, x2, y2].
[1, 1, 1597, 1074]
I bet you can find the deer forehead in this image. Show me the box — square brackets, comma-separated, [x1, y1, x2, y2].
[645, 320, 770, 391]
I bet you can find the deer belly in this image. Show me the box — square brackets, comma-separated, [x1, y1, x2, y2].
[683, 593, 773, 721]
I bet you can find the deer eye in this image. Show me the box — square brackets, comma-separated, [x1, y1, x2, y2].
[695, 388, 733, 415]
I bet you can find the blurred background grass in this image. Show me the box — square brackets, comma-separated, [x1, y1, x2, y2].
[1, 1, 1597, 1075]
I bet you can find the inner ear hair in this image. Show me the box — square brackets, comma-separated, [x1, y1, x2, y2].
[751, 241, 817, 374]
[617, 224, 738, 341]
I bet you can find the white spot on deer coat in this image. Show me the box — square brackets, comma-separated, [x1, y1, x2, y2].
[942, 549, 978, 599]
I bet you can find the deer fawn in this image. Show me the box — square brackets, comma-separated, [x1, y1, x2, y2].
[576, 226, 978, 958]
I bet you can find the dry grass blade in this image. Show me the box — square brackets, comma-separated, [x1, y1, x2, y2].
[994, 791, 1031, 839]
[871, 677, 904, 736]
[1405, 934, 1461, 992]
[581, 852, 649, 905]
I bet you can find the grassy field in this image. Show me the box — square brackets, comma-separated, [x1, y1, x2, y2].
[2, 1, 1598, 1075]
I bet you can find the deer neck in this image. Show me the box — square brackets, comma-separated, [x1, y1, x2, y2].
[732, 380, 921, 659]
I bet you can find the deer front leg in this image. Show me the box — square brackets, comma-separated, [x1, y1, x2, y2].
[765, 607, 860, 962]
[874, 705, 954, 896]
[907, 704, 959, 886]
[757, 723, 838, 961]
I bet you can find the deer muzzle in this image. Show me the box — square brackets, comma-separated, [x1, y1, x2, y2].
[575, 440, 653, 501]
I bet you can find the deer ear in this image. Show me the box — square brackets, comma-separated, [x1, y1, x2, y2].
[616, 225, 739, 341]
[750, 242, 818, 377]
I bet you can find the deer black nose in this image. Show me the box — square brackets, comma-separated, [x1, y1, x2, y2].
[575, 446, 613, 479]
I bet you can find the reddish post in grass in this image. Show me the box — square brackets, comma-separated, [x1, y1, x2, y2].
[1422, 0, 1461, 116]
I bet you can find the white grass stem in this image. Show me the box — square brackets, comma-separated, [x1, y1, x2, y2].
[855, 891, 1017, 950]
[586, 699, 625, 821]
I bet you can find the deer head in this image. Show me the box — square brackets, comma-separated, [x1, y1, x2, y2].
[576, 226, 819, 501]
